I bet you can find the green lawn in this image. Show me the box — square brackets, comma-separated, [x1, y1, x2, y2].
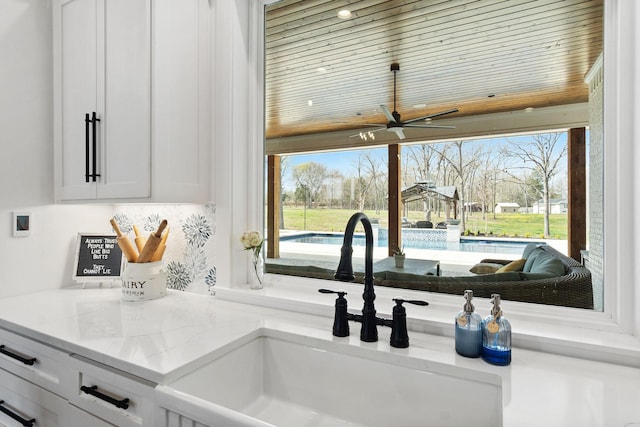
[282, 206, 567, 239]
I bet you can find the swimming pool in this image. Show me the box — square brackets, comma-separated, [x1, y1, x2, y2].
[280, 232, 534, 255]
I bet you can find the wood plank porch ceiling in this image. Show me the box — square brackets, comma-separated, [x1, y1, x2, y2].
[265, 0, 603, 141]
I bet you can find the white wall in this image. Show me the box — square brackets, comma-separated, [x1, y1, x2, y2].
[0, 1, 112, 297]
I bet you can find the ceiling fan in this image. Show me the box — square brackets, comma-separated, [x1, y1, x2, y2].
[353, 63, 459, 140]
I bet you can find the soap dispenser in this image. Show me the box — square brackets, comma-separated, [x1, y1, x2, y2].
[482, 294, 512, 366]
[455, 290, 483, 357]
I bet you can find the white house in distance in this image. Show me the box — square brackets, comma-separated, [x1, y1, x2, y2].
[532, 199, 568, 214]
[495, 202, 520, 213]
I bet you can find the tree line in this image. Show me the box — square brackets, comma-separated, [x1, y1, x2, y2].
[282, 132, 568, 237]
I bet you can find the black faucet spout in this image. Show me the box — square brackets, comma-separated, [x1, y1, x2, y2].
[334, 212, 378, 342]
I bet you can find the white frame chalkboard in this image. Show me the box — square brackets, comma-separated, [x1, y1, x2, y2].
[72, 233, 125, 284]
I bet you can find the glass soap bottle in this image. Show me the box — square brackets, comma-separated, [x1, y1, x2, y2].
[455, 290, 483, 357]
[482, 294, 512, 366]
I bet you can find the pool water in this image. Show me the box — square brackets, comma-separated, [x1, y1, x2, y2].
[280, 233, 531, 255]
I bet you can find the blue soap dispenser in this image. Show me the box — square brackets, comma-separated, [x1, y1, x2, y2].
[455, 290, 483, 357]
[482, 294, 512, 366]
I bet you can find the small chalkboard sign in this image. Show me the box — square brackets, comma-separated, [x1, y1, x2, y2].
[73, 233, 124, 283]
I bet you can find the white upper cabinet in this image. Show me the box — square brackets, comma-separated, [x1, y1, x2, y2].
[152, 0, 211, 203]
[53, 0, 210, 202]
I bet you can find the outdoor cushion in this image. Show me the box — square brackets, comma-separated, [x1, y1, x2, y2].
[522, 242, 544, 259]
[528, 250, 566, 277]
[496, 258, 526, 273]
[469, 262, 504, 274]
[523, 247, 545, 272]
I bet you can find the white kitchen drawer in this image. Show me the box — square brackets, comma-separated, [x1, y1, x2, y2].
[68, 355, 155, 427]
[64, 403, 116, 427]
[0, 367, 67, 427]
[0, 327, 71, 397]
[156, 407, 209, 427]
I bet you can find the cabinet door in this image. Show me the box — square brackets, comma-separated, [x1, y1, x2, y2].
[97, 0, 151, 199]
[0, 327, 71, 398]
[0, 368, 67, 427]
[64, 404, 116, 426]
[54, 0, 151, 201]
[152, 0, 210, 202]
[54, 0, 99, 200]
[69, 355, 155, 427]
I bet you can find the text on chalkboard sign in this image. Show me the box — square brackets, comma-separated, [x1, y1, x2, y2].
[73, 234, 124, 281]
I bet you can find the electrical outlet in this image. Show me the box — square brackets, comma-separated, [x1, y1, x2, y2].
[13, 212, 31, 237]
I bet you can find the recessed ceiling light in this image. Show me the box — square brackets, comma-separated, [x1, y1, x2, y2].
[337, 9, 352, 19]
[308, 100, 313, 106]
[524, 107, 534, 112]
[413, 103, 427, 108]
[316, 67, 327, 73]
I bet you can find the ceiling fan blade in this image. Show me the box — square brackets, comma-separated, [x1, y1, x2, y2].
[403, 108, 459, 125]
[380, 105, 397, 123]
[389, 127, 405, 140]
[404, 124, 456, 129]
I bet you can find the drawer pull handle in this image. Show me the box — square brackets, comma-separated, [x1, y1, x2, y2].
[81, 385, 130, 410]
[0, 345, 36, 366]
[0, 400, 36, 427]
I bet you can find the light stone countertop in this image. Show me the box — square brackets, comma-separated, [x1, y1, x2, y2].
[0, 287, 639, 427]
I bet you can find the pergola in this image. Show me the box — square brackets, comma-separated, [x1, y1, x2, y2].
[401, 183, 459, 221]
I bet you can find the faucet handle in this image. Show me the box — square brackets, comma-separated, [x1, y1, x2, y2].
[392, 298, 429, 307]
[318, 289, 350, 337]
[390, 298, 429, 348]
[319, 288, 347, 297]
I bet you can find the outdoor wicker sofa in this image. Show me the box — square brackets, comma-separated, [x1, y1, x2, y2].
[266, 243, 593, 309]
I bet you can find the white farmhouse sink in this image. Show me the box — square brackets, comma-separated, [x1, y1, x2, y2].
[161, 328, 502, 427]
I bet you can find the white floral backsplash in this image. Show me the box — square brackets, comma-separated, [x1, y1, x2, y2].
[113, 203, 217, 295]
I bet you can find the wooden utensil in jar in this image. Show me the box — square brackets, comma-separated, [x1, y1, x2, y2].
[109, 218, 138, 262]
[151, 227, 169, 262]
[137, 220, 168, 263]
[133, 224, 147, 253]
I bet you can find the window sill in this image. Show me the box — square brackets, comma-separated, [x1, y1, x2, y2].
[216, 273, 640, 369]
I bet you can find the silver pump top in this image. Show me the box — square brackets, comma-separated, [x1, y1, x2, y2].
[490, 293, 503, 318]
[463, 289, 475, 313]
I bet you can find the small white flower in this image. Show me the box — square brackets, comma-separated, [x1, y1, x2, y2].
[241, 231, 264, 286]
[240, 231, 263, 252]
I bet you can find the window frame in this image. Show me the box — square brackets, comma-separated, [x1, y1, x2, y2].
[218, 0, 640, 367]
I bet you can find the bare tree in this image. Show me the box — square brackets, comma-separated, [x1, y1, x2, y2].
[361, 152, 386, 213]
[502, 170, 543, 213]
[430, 141, 481, 232]
[323, 169, 343, 208]
[279, 156, 290, 229]
[404, 144, 435, 183]
[352, 154, 377, 211]
[292, 162, 329, 209]
[503, 133, 567, 237]
[474, 147, 501, 232]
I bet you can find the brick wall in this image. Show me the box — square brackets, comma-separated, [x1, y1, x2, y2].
[586, 56, 604, 311]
